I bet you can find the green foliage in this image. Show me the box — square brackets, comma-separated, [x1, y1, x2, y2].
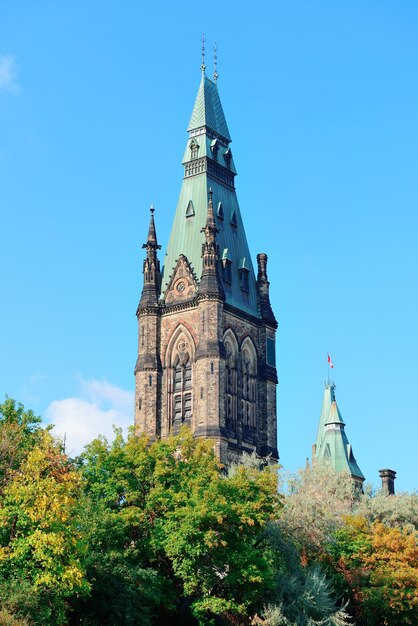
[256, 524, 352, 626]
[76, 427, 281, 625]
[0, 431, 89, 625]
[279, 461, 355, 560]
[1, 397, 417, 626]
[356, 489, 418, 532]
[327, 515, 418, 626]
[0, 609, 30, 626]
[0, 397, 43, 489]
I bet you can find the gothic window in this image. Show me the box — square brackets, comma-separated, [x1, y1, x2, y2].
[224, 331, 238, 433]
[217, 202, 224, 219]
[190, 139, 199, 160]
[230, 210, 237, 227]
[170, 336, 193, 434]
[241, 339, 257, 441]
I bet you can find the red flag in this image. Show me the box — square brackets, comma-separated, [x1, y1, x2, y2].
[328, 354, 334, 368]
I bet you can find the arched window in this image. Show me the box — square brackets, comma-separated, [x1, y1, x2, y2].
[224, 330, 239, 433]
[241, 338, 257, 441]
[190, 138, 199, 160]
[166, 328, 195, 435]
[172, 352, 192, 432]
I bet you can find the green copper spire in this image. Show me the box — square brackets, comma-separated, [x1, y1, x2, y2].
[160, 72, 260, 318]
[313, 382, 365, 483]
[187, 73, 231, 141]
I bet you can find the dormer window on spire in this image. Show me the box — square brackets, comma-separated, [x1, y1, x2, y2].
[211, 139, 219, 161]
[224, 148, 232, 169]
[239, 258, 250, 292]
[190, 138, 199, 160]
[222, 248, 232, 284]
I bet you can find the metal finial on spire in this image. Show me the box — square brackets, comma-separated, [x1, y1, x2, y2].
[150, 204, 155, 215]
[213, 43, 218, 82]
[201, 33, 206, 73]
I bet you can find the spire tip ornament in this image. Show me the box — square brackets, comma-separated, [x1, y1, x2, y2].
[201, 33, 206, 73]
[213, 43, 218, 82]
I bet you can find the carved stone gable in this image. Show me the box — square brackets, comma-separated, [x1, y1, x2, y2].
[164, 255, 198, 305]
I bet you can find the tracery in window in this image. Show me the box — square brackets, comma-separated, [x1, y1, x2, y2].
[166, 327, 195, 435]
[224, 330, 238, 433]
[241, 338, 257, 441]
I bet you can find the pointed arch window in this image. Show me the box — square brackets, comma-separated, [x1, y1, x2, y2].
[241, 340, 257, 442]
[224, 332, 238, 433]
[217, 202, 224, 220]
[171, 342, 192, 433]
[190, 139, 199, 160]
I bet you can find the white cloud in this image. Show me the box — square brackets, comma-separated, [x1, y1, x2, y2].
[46, 378, 134, 457]
[0, 55, 18, 93]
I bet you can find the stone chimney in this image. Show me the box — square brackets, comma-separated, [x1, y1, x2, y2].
[379, 468, 396, 495]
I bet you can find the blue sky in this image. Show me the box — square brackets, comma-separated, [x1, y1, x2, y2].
[1, 1, 417, 491]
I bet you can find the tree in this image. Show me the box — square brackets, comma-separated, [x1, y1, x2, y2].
[279, 461, 356, 561]
[75, 428, 281, 626]
[253, 523, 353, 626]
[0, 431, 89, 625]
[356, 490, 418, 532]
[328, 515, 418, 626]
[0, 397, 43, 490]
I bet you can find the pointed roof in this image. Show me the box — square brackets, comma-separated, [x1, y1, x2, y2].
[160, 72, 260, 318]
[314, 383, 365, 482]
[315, 383, 334, 447]
[198, 188, 225, 300]
[138, 206, 161, 310]
[188, 73, 231, 140]
[146, 206, 158, 247]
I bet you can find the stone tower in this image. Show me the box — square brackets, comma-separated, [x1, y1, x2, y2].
[135, 67, 278, 466]
[312, 382, 365, 486]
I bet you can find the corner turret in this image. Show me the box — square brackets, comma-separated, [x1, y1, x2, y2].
[313, 382, 365, 486]
[198, 188, 225, 300]
[138, 206, 161, 310]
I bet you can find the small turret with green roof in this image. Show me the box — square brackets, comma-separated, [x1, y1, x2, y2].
[313, 382, 365, 486]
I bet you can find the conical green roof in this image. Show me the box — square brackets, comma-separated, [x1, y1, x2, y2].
[160, 73, 260, 318]
[314, 383, 365, 482]
[188, 73, 231, 141]
[315, 383, 334, 448]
